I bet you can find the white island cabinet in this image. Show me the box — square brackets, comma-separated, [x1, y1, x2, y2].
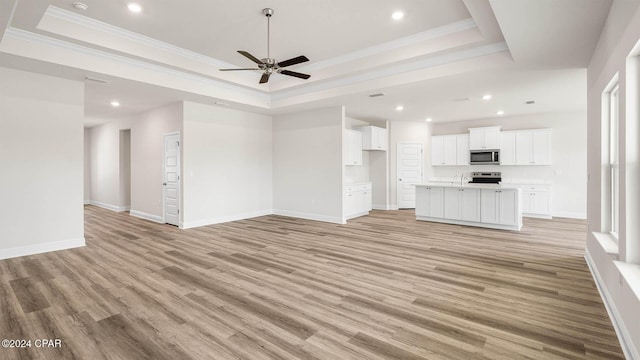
[415, 183, 522, 231]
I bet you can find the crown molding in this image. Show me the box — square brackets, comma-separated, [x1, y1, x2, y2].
[3, 27, 270, 102]
[295, 18, 478, 73]
[271, 42, 510, 102]
[43, 6, 259, 82]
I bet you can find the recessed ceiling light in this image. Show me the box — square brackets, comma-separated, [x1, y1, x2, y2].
[482, 94, 492, 100]
[72, 2, 88, 11]
[391, 11, 404, 20]
[396, 105, 404, 111]
[110, 100, 120, 107]
[497, 110, 504, 116]
[425, 117, 433, 122]
[127, 3, 143, 13]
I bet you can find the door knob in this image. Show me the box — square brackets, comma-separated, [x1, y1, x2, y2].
[163, 182, 167, 186]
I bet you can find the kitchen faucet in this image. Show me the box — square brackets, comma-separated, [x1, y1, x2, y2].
[460, 173, 468, 185]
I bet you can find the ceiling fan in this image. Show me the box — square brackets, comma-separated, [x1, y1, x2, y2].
[219, 8, 311, 84]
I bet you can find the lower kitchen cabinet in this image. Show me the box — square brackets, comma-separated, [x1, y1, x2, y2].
[344, 183, 372, 220]
[415, 186, 444, 218]
[480, 189, 520, 226]
[520, 184, 551, 218]
[444, 187, 480, 222]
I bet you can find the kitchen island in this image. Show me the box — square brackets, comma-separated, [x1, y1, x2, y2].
[414, 182, 523, 231]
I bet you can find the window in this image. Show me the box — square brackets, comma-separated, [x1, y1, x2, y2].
[605, 83, 620, 239]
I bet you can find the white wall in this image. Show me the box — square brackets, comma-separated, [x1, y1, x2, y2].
[182, 101, 272, 228]
[389, 121, 432, 209]
[89, 118, 131, 210]
[84, 127, 91, 204]
[130, 102, 183, 220]
[88, 102, 182, 220]
[586, 1, 640, 359]
[0, 67, 84, 259]
[273, 106, 344, 223]
[431, 111, 587, 218]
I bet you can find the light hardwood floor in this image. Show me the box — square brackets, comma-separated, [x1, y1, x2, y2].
[0, 206, 624, 359]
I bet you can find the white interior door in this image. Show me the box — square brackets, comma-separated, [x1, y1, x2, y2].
[163, 133, 180, 226]
[397, 143, 423, 209]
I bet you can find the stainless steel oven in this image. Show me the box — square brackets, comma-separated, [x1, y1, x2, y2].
[469, 149, 500, 165]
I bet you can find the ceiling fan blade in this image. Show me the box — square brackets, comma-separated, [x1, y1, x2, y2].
[279, 69, 311, 80]
[259, 73, 271, 84]
[219, 68, 261, 71]
[238, 50, 264, 65]
[277, 55, 309, 68]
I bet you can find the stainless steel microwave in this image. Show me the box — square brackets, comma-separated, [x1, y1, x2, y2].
[470, 149, 500, 165]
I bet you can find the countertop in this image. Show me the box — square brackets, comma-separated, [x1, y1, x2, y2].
[414, 182, 522, 190]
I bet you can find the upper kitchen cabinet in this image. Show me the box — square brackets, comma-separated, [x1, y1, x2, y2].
[515, 129, 551, 165]
[344, 129, 363, 166]
[431, 135, 457, 166]
[469, 126, 501, 150]
[456, 134, 470, 165]
[356, 126, 388, 151]
[499, 131, 516, 165]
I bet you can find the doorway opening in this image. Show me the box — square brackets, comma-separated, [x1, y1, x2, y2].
[119, 129, 131, 211]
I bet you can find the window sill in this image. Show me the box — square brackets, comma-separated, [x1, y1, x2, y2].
[614, 261, 640, 301]
[592, 232, 619, 260]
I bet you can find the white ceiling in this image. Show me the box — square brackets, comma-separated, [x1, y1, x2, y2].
[0, 0, 613, 125]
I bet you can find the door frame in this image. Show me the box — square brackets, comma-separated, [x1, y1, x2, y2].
[396, 142, 424, 209]
[162, 132, 181, 226]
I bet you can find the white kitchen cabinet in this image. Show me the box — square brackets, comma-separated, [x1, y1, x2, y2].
[356, 126, 388, 151]
[480, 189, 520, 226]
[415, 186, 444, 218]
[519, 184, 551, 218]
[515, 129, 551, 165]
[469, 126, 501, 150]
[415, 184, 522, 231]
[344, 129, 363, 166]
[499, 131, 516, 165]
[444, 187, 480, 222]
[344, 183, 372, 220]
[456, 134, 470, 165]
[431, 134, 468, 166]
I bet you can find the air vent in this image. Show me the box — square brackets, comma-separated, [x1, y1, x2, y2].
[84, 76, 111, 84]
[525, 100, 536, 105]
[453, 97, 470, 102]
[368, 93, 385, 98]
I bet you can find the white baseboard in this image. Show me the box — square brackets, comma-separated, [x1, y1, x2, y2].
[272, 209, 345, 224]
[552, 211, 587, 219]
[585, 250, 640, 360]
[372, 203, 391, 210]
[83, 200, 91, 205]
[0, 238, 86, 260]
[129, 210, 163, 224]
[181, 209, 273, 229]
[523, 213, 552, 219]
[89, 200, 130, 212]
